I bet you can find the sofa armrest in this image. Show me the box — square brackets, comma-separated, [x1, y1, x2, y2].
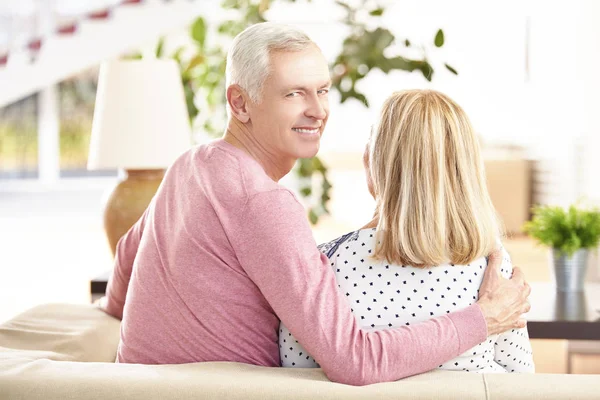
[0, 302, 120, 363]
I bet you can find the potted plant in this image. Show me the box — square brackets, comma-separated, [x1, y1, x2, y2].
[523, 204, 600, 292]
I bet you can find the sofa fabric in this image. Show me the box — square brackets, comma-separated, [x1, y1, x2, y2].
[1, 303, 599, 399]
[0, 303, 119, 363]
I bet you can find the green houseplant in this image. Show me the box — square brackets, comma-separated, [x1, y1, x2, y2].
[523, 204, 600, 291]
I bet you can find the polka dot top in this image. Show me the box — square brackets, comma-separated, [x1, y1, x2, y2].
[279, 229, 535, 373]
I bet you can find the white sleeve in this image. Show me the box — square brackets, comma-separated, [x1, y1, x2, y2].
[493, 244, 535, 373]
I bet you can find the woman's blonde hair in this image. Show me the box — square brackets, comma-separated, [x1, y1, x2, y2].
[369, 89, 502, 267]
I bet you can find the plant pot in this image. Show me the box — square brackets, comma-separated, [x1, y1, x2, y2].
[554, 291, 587, 320]
[551, 249, 589, 292]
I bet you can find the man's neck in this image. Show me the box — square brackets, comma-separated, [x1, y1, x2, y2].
[223, 120, 295, 182]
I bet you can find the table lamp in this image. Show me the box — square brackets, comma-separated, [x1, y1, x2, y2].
[88, 59, 191, 255]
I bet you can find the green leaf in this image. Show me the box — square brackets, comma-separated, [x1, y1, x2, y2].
[386, 56, 412, 72]
[122, 51, 143, 60]
[339, 90, 351, 104]
[155, 37, 165, 58]
[334, 1, 352, 11]
[185, 55, 205, 73]
[184, 84, 197, 121]
[191, 17, 207, 49]
[172, 46, 185, 63]
[245, 4, 267, 24]
[353, 91, 369, 107]
[418, 62, 434, 81]
[369, 8, 384, 16]
[308, 208, 319, 225]
[434, 29, 444, 47]
[300, 187, 312, 197]
[297, 158, 314, 177]
[371, 28, 395, 51]
[311, 156, 324, 171]
[445, 63, 458, 75]
[222, 0, 241, 9]
[218, 20, 246, 37]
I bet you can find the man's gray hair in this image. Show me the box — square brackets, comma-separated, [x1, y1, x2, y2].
[226, 22, 314, 103]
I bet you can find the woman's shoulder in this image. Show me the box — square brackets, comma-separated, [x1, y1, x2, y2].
[318, 229, 374, 259]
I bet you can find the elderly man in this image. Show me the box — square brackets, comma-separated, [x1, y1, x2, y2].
[103, 22, 530, 386]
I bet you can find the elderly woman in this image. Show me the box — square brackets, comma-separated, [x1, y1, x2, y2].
[280, 89, 535, 373]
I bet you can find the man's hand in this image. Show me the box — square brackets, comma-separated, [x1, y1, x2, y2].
[476, 249, 531, 335]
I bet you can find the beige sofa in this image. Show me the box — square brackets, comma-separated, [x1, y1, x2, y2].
[1, 303, 599, 399]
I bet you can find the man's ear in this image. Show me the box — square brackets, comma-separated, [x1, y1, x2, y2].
[226, 85, 250, 123]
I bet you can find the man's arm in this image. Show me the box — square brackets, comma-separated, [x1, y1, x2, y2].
[233, 190, 528, 386]
[102, 207, 150, 320]
[477, 250, 531, 336]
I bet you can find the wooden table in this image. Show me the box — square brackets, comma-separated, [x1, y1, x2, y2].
[90, 270, 110, 303]
[526, 283, 600, 340]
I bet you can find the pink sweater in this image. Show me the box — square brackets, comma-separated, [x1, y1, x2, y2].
[104, 139, 487, 386]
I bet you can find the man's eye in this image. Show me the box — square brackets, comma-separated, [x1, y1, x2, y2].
[318, 89, 330, 95]
[286, 92, 300, 98]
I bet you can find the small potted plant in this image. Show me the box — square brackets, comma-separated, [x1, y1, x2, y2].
[523, 204, 600, 292]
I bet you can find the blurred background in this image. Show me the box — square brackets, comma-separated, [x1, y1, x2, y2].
[1, 0, 600, 374]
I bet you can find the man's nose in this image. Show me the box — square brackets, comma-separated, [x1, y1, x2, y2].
[306, 95, 327, 120]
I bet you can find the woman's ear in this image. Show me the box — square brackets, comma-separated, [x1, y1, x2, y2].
[226, 85, 250, 123]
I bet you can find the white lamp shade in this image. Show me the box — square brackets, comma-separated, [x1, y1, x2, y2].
[88, 59, 192, 170]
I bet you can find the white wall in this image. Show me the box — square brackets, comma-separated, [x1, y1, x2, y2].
[574, 1, 600, 204]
